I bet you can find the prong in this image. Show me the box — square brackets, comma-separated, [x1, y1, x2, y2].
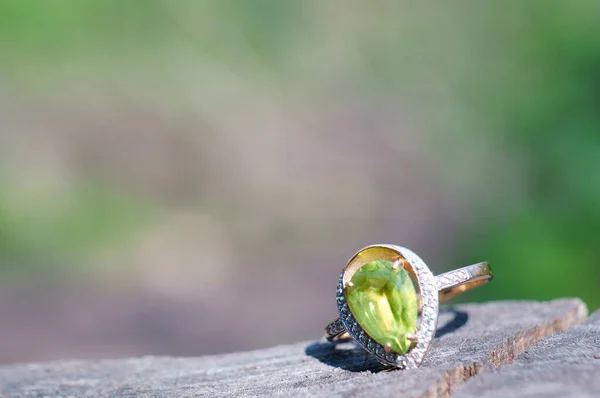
[344, 281, 354, 288]
[384, 343, 393, 353]
[391, 259, 403, 270]
[407, 333, 418, 343]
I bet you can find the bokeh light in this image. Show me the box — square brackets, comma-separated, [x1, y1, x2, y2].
[0, 1, 598, 363]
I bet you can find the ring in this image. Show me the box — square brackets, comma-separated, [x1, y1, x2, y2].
[324, 244, 493, 369]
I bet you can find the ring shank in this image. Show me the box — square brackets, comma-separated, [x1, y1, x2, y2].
[325, 261, 492, 340]
[436, 262, 493, 303]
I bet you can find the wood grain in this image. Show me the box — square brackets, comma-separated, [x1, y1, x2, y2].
[0, 299, 587, 398]
[454, 307, 600, 398]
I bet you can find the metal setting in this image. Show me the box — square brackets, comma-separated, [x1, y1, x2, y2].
[325, 244, 493, 369]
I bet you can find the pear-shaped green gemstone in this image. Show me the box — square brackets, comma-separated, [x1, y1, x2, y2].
[345, 259, 418, 354]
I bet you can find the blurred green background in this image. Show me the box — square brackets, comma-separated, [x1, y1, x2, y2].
[0, 0, 598, 363]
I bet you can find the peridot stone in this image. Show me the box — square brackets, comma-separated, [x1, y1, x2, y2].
[345, 259, 418, 353]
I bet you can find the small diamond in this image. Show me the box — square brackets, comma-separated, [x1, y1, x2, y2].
[358, 331, 366, 343]
[397, 357, 407, 367]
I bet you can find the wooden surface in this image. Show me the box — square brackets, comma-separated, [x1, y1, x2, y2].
[0, 299, 592, 398]
[454, 305, 600, 398]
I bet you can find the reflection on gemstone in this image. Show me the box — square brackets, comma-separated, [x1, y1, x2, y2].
[345, 259, 418, 353]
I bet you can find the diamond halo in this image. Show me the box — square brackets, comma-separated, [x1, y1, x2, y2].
[336, 244, 439, 369]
